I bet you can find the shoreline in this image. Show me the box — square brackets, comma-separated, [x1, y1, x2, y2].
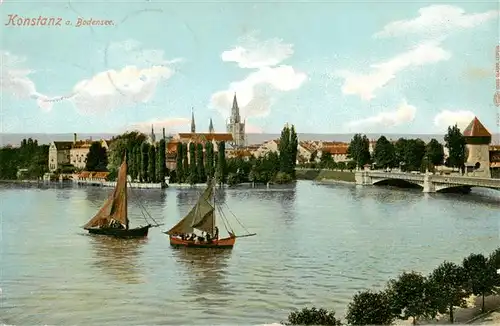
[393, 294, 500, 325]
[0, 179, 298, 190]
[296, 168, 356, 183]
[314, 178, 355, 185]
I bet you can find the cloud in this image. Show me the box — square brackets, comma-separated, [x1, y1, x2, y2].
[0, 51, 55, 112]
[433, 110, 475, 131]
[69, 65, 173, 115]
[345, 100, 417, 131]
[337, 41, 450, 101]
[127, 117, 190, 133]
[336, 6, 497, 103]
[211, 32, 307, 118]
[211, 66, 307, 118]
[375, 5, 499, 39]
[2, 40, 181, 114]
[62, 40, 181, 115]
[221, 33, 294, 69]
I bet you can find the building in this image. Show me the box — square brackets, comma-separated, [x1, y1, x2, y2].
[463, 117, 491, 178]
[48, 140, 73, 171]
[226, 93, 246, 147]
[165, 111, 234, 169]
[252, 139, 279, 158]
[318, 142, 349, 163]
[48, 133, 113, 172]
[490, 145, 500, 178]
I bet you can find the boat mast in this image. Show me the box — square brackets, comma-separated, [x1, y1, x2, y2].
[212, 178, 216, 235]
[124, 153, 129, 230]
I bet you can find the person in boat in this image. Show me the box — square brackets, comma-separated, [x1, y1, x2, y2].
[214, 226, 219, 240]
[206, 232, 212, 243]
[188, 233, 196, 241]
[110, 219, 125, 229]
[98, 218, 108, 228]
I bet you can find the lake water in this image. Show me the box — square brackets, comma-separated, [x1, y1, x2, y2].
[1, 181, 499, 325]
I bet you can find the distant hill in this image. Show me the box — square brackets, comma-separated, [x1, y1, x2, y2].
[1, 132, 499, 147]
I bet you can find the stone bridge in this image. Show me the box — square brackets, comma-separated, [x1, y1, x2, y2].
[355, 171, 500, 193]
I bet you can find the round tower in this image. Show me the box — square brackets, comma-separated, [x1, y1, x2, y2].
[463, 116, 491, 178]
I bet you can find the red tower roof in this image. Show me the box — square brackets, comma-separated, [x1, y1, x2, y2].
[463, 117, 491, 137]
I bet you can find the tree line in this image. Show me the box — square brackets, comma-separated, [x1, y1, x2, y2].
[105, 131, 168, 183]
[0, 138, 49, 180]
[284, 248, 500, 325]
[170, 124, 299, 185]
[302, 125, 466, 173]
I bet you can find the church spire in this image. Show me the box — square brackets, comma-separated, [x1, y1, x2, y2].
[191, 107, 196, 133]
[209, 118, 214, 133]
[231, 93, 241, 123]
[150, 124, 156, 143]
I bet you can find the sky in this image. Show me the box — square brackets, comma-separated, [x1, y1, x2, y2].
[1, 0, 499, 135]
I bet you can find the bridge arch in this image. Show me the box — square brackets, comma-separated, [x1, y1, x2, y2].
[372, 178, 423, 190]
[436, 184, 500, 193]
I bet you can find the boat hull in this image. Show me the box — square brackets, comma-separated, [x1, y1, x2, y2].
[169, 235, 235, 248]
[86, 225, 151, 238]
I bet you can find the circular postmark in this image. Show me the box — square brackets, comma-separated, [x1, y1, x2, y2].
[494, 91, 500, 107]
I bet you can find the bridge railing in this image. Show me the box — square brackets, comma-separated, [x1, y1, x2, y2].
[366, 171, 424, 181]
[366, 171, 500, 188]
[431, 175, 500, 188]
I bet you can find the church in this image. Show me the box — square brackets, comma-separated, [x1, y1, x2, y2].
[164, 93, 247, 170]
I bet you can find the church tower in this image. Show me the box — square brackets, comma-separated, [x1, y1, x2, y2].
[463, 116, 491, 178]
[149, 124, 156, 144]
[226, 93, 246, 147]
[190, 107, 196, 133]
[209, 118, 214, 133]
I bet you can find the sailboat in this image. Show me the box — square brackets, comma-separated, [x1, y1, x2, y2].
[164, 178, 256, 248]
[82, 155, 160, 238]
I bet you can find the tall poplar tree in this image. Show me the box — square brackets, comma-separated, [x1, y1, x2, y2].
[196, 143, 206, 183]
[188, 142, 197, 183]
[347, 134, 371, 169]
[133, 144, 141, 181]
[182, 143, 189, 179]
[289, 125, 298, 177]
[176, 142, 184, 183]
[157, 139, 166, 183]
[444, 124, 466, 170]
[140, 142, 149, 182]
[205, 141, 214, 179]
[148, 144, 157, 183]
[216, 141, 226, 184]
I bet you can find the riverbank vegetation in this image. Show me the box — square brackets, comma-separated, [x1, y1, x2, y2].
[299, 124, 466, 174]
[169, 124, 299, 185]
[295, 169, 355, 183]
[0, 138, 49, 180]
[106, 131, 168, 183]
[283, 248, 500, 325]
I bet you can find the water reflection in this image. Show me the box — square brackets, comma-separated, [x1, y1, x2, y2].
[215, 187, 227, 205]
[172, 248, 233, 302]
[371, 188, 421, 204]
[129, 188, 167, 205]
[434, 190, 500, 206]
[88, 236, 147, 284]
[85, 187, 110, 203]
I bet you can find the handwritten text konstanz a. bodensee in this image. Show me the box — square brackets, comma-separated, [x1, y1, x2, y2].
[5, 14, 114, 27]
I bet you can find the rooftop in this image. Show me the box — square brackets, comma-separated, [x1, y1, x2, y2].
[463, 117, 491, 137]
